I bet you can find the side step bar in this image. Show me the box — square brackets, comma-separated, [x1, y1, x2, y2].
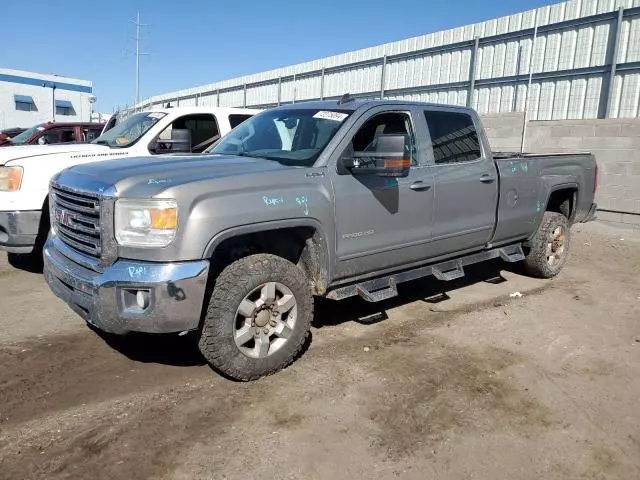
[326, 244, 525, 302]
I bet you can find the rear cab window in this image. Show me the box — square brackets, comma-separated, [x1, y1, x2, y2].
[229, 114, 253, 129]
[423, 110, 482, 164]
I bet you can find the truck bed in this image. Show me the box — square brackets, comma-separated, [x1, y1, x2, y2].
[490, 150, 597, 247]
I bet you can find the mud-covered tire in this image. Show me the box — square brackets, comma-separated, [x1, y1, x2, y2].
[524, 211, 571, 278]
[198, 254, 313, 381]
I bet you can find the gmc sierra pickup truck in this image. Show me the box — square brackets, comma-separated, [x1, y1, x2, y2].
[43, 99, 598, 380]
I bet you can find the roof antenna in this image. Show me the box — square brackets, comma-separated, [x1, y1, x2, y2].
[338, 93, 354, 105]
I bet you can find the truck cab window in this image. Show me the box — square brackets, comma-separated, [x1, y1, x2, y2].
[82, 128, 102, 142]
[157, 114, 220, 153]
[59, 129, 77, 143]
[345, 112, 417, 166]
[424, 110, 481, 164]
[229, 114, 253, 129]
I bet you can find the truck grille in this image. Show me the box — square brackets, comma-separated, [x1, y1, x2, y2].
[51, 186, 101, 258]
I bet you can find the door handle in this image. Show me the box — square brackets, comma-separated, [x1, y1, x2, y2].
[479, 174, 496, 184]
[409, 181, 431, 191]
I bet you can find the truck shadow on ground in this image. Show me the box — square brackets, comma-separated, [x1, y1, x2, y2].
[94, 260, 519, 370]
[93, 328, 208, 367]
[7, 252, 44, 273]
[313, 259, 518, 329]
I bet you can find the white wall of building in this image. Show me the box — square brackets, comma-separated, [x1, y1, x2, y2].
[0, 68, 94, 129]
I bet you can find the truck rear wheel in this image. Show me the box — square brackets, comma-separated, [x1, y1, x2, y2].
[523, 211, 571, 278]
[198, 253, 313, 381]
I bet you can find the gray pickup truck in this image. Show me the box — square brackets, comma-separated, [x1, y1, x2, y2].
[43, 99, 598, 380]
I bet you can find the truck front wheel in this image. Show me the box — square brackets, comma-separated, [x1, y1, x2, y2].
[524, 211, 571, 278]
[198, 254, 313, 381]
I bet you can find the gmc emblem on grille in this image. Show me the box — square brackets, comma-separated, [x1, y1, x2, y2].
[54, 208, 74, 228]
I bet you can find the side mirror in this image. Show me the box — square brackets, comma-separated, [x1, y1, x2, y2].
[152, 128, 192, 154]
[341, 134, 410, 178]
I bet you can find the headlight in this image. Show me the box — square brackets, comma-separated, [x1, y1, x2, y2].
[115, 199, 178, 247]
[0, 167, 23, 191]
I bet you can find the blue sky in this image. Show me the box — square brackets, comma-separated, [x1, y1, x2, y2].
[2, 0, 558, 112]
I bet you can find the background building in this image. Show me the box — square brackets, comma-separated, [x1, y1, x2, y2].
[0, 68, 94, 129]
[132, 0, 640, 120]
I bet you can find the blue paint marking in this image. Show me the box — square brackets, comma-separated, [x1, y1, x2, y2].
[128, 266, 146, 278]
[521, 162, 529, 173]
[263, 196, 284, 207]
[295, 196, 309, 216]
[148, 178, 172, 185]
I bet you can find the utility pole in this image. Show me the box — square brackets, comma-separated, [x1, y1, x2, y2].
[51, 85, 57, 123]
[128, 12, 149, 106]
[520, 23, 538, 154]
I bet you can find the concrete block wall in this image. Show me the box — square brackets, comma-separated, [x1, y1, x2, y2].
[481, 113, 526, 152]
[481, 113, 640, 226]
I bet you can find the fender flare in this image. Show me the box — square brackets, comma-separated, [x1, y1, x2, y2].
[544, 182, 579, 221]
[202, 218, 332, 293]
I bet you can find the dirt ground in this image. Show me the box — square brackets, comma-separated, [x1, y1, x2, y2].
[0, 222, 639, 480]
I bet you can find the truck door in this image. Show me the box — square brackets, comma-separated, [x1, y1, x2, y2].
[331, 106, 435, 280]
[424, 108, 498, 256]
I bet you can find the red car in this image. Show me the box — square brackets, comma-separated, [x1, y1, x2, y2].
[0, 122, 104, 147]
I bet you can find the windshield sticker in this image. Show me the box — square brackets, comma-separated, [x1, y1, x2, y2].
[313, 111, 348, 122]
[147, 112, 167, 119]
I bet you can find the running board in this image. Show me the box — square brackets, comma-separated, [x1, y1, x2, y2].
[326, 243, 525, 302]
[356, 278, 398, 302]
[432, 260, 465, 281]
[499, 244, 525, 263]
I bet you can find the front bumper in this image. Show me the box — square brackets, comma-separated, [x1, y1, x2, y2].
[0, 210, 41, 253]
[44, 235, 210, 335]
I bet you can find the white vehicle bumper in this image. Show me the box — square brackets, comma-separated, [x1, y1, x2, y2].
[0, 190, 48, 253]
[0, 210, 42, 253]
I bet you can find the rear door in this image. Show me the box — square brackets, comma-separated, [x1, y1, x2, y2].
[425, 108, 498, 257]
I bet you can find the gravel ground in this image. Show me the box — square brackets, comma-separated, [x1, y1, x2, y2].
[0, 221, 638, 480]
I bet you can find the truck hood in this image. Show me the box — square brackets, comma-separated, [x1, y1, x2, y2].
[0, 143, 110, 166]
[59, 154, 293, 196]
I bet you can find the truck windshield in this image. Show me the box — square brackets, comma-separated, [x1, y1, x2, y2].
[7, 124, 44, 145]
[92, 112, 167, 148]
[209, 108, 352, 167]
